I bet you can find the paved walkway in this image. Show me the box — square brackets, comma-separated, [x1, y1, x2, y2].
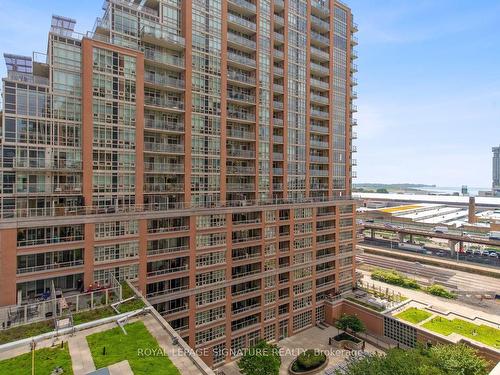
[142, 314, 201, 374]
[68, 334, 95, 375]
[108, 360, 133, 375]
[219, 325, 384, 375]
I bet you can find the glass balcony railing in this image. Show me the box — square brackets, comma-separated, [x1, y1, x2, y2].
[141, 26, 185, 47]
[227, 13, 257, 31]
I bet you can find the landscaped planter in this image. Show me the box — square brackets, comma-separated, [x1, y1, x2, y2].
[288, 349, 329, 375]
[331, 332, 363, 351]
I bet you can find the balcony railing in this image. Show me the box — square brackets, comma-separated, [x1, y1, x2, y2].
[228, 0, 257, 13]
[141, 25, 185, 47]
[273, 100, 284, 110]
[311, 0, 330, 14]
[310, 155, 328, 163]
[147, 245, 189, 257]
[227, 51, 256, 68]
[273, 135, 284, 143]
[17, 259, 84, 275]
[145, 162, 184, 173]
[310, 78, 329, 90]
[144, 183, 184, 193]
[12, 183, 81, 195]
[144, 142, 185, 153]
[227, 183, 255, 191]
[227, 13, 257, 31]
[273, 31, 284, 42]
[311, 31, 330, 45]
[143, 49, 184, 68]
[311, 15, 330, 31]
[227, 128, 256, 140]
[228, 90, 256, 103]
[227, 149, 256, 158]
[273, 152, 284, 161]
[227, 110, 256, 121]
[311, 93, 329, 105]
[273, 66, 284, 76]
[310, 140, 329, 148]
[144, 97, 184, 110]
[147, 264, 189, 277]
[228, 32, 256, 49]
[145, 119, 184, 132]
[311, 46, 329, 60]
[144, 73, 185, 89]
[311, 124, 329, 134]
[12, 158, 82, 170]
[227, 165, 255, 174]
[273, 167, 283, 175]
[228, 70, 256, 85]
[310, 169, 329, 177]
[273, 49, 285, 59]
[310, 109, 329, 119]
[274, 14, 285, 25]
[310, 62, 329, 75]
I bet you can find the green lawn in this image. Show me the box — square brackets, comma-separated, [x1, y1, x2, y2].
[423, 317, 500, 349]
[0, 342, 73, 375]
[72, 306, 116, 325]
[395, 307, 432, 324]
[86, 321, 180, 375]
[0, 320, 54, 345]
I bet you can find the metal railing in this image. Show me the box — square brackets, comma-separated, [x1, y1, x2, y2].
[145, 119, 184, 132]
[145, 73, 184, 88]
[227, 51, 256, 67]
[228, 70, 256, 85]
[16, 260, 84, 275]
[143, 49, 184, 68]
[141, 25, 185, 47]
[144, 142, 184, 153]
[144, 97, 184, 110]
[144, 162, 184, 173]
[228, 32, 256, 49]
[227, 13, 256, 31]
[310, 78, 329, 90]
[228, 0, 257, 13]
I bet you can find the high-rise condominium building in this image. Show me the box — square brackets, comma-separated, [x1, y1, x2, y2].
[493, 146, 500, 196]
[0, 0, 357, 367]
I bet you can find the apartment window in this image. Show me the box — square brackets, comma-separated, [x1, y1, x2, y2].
[196, 232, 226, 249]
[94, 241, 139, 262]
[196, 269, 226, 286]
[293, 295, 312, 311]
[94, 264, 138, 283]
[212, 343, 226, 365]
[293, 310, 312, 331]
[196, 288, 226, 306]
[264, 291, 276, 305]
[196, 214, 226, 229]
[264, 324, 276, 342]
[293, 281, 312, 295]
[264, 307, 276, 322]
[294, 266, 312, 280]
[196, 251, 226, 268]
[196, 306, 226, 326]
[95, 220, 138, 239]
[195, 324, 225, 346]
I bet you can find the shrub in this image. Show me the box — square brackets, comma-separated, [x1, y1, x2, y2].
[335, 314, 365, 333]
[292, 350, 326, 372]
[371, 269, 420, 289]
[238, 340, 281, 375]
[426, 284, 456, 299]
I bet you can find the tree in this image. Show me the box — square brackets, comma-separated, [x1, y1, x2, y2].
[338, 344, 489, 375]
[335, 314, 365, 333]
[430, 343, 489, 375]
[238, 340, 281, 375]
[376, 188, 389, 194]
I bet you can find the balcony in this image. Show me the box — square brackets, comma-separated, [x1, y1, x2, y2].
[141, 26, 185, 50]
[227, 90, 256, 104]
[352, 159, 357, 166]
[273, 100, 284, 110]
[350, 77, 358, 86]
[351, 90, 358, 99]
[311, 31, 329, 46]
[227, 128, 255, 140]
[310, 108, 329, 119]
[311, 183, 329, 190]
[351, 35, 359, 45]
[144, 183, 184, 193]
[351, 131, 357, 140]
[144, 142, 184, 154]
[310, 124, 329, 134]
[351, 63, 358, 73]
[273, 134, 284, 143]
[228, 32, 257, 52]
[273, 152, 284, 161]
[147, 264, 189, 278]
[310, 140, 329, 149]
[273, 66, 284, 76]
[274, 14, 285, 26]
[145, 119, 184, 133]
[228, 0, 257, 15]
[273, 83, 284, 93]
[227, 51, 256, 69]
[351, 50, 358, 60]
[273, 117, 284, 127]
[273, 183, 283, 190]
[13, 183, 82, 195]
[311, 46, 329, 61]
[144, 97, 184, 111]
[12, 158, 82, 171]
[310, 62, 329, 76]
[144, 73, 185, 90]
[311, 15, 329, 31]
[227, 110, 256, 122]
[273, 167, 283, 175]
[227, 13, 257, 32]
[227, 149, 256, 159]
[351, 104, 358, 113]
[145, 162, 184, 174]
[274, 0, 284, 10]
[143, 50, 184, 70]
[311, 0, 330, 16]
[227, 165, 255, 175]
[227, 183, 255, 191]
[17, 259, 84, 275]
[352, 119, 358, 126]
[147, 245, 189, 257]
[352, 145, 357, 153]
[352, 21, 359, 32]
[273, 49, 284, 60]
[273, 31, 284, 43]
[310, 78, 329, 91]
[310, 155, 328, 163]
[228, 70, 256, 87]
[310, 169, 328, 177]
[310, 93, 329, 105]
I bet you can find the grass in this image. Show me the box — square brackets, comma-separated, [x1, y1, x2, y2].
[371, 269, 420, 289]
[0, 320, 54, 345]
[395, 307, 432, 324]
[86, 321, 180, 375]
[0, 342, 73, 375]
[72, 306, 116, 325]
[423, 317, 500, 349]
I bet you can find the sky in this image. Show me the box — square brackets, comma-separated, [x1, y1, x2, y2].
[0, 0, 499, 187]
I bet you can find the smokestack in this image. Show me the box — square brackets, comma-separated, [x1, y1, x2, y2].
[468, 197, 477, 224]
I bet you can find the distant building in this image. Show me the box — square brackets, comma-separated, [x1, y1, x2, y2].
[493, 146, 500, 196]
